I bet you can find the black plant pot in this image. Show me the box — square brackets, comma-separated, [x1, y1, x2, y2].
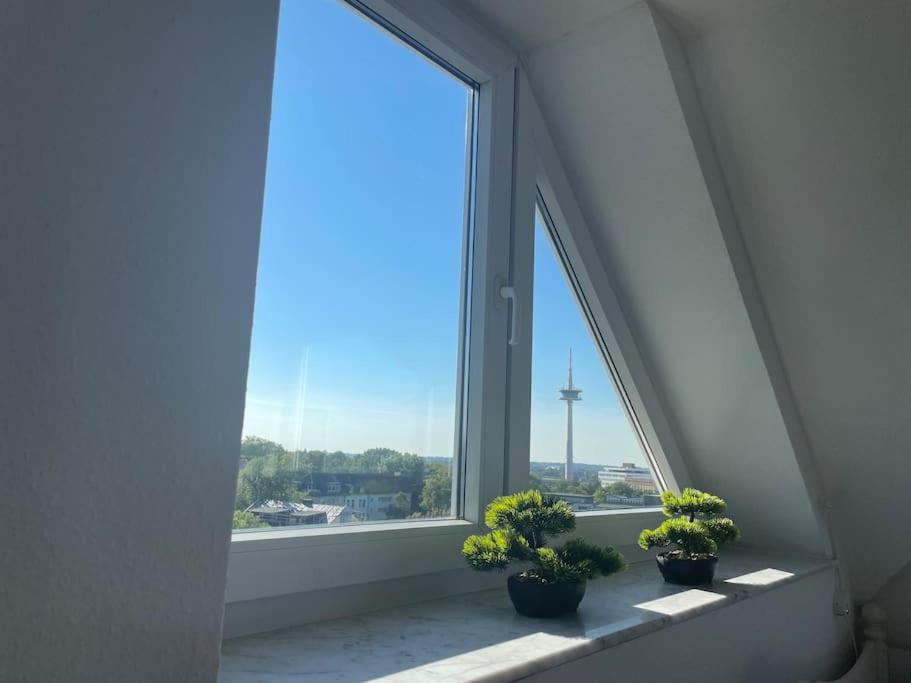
[507, 573, 586, 618]
[656, 553, 719, 585]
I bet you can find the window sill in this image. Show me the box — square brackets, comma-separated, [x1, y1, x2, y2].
[220, 549, 836, 682]
[224, 508, 666, 604]
[229, 507, 663, 551]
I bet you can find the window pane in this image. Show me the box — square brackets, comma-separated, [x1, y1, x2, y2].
[529, 210, 661, 511]
[234, 0, 471, 531]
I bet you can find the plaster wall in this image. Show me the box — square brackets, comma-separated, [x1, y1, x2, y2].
[521, 568, 851, 683]
[681, 0, 911, 603]
[0, 1, 278, 680]
[522, 2, 827, 556]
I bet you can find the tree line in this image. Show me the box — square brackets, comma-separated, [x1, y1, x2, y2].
[529, 471, 649, 502]
[233, 437, 452, 527]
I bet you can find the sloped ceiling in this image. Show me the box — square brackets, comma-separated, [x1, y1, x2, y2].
[456, 0, 911, 600]
[456, 0, 636, 53]
[517, 0, 828, 556]
[456, 0, 790, 52]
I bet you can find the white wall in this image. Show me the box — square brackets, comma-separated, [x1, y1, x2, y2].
[680, 0, 911, 604]
[522, 2, 828, 556]
[0, 2, 278, 680]
[522, 568, 851, 683]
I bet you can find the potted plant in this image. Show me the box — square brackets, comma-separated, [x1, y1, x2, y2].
[638, 488, 740, 585]
[462, 490, 625, 618]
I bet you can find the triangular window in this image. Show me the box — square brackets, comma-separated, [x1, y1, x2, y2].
[529, 209, 661, 509]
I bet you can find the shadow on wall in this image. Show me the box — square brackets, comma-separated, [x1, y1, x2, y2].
[873, 558, 911, 649]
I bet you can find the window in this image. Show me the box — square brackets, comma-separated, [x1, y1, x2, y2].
[225, 0, 676, 620]
[528, 208, 663, 511]
[233, 0, 475, 531]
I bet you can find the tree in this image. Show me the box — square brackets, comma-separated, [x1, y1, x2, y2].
[232, 510, 268, 529]
[537, 478, 590, 495]
[603, 481, 638, 498]
[528, 472, 545, 492]
[420, 463, 452, 516]
[578, 473, 601, 495]
[638, 488, 740, 559]
[235, 453, 297, 509]
[240, 436, 285, 461]
[384, 491, 411, 520]
[462, 490, 625, 584]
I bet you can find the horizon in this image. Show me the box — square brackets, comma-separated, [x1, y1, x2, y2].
[240, 0, 650, 471]
[239, 436, 636, 469]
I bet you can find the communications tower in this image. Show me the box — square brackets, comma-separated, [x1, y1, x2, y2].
[559, 349, 582, 481]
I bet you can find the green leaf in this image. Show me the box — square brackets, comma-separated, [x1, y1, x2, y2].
[462, 529, 531, 570]
[556, 538, 626, 579]
[484, 490, 575, 547]
[661, 488, 727, 518]
[642, 518, 717, 557]
[701, 517, 740, 545]
[531, 547, 583, 584]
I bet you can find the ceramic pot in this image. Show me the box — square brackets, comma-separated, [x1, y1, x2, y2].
[656, 553, 718, 585]
[506, 573, 586, 618]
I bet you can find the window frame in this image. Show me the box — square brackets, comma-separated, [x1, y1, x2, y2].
[228, 0, 518, 596]
[225, 0, 683, 616]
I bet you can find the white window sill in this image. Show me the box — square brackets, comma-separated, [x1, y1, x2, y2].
[220, 549, 835, 682]
[229, 506, 663, 551]
[224, 508, 665, 604]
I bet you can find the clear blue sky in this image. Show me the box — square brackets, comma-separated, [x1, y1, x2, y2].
[241, 0, 646, 468]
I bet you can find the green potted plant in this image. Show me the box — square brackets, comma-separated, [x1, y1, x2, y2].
[638, 488, 740, 585]
[462, 490, 625, 618]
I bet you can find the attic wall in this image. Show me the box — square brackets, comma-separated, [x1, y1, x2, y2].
[0, 1, 278, 679]
[680, 0, 911, 602]
[523, 2, 827, 556]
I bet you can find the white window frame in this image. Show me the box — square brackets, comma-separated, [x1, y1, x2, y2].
[224, 0, 683, 618]
[227, 0, 519, 604]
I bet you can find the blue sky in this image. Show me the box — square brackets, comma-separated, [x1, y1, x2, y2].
[241, 0, 645, 468]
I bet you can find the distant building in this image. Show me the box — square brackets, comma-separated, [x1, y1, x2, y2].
[310, 503, 359, 525]
[314, 492, 412, 521]
[296, 472, 420, 497]
[598, 462, 657, 492]
[247, 500, 329, 527]
[246, 500, 362, 527]
[546, 491, 594, 511]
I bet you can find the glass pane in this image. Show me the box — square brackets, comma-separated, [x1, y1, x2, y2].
[529, 210, 660, 511]
[233, 0, 471, 531]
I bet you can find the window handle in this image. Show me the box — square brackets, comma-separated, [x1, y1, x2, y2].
[499, 285, 520, 347]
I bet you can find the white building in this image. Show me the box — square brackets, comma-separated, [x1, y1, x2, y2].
[598, 463, 656, 492]
[315, 492, 412, 521]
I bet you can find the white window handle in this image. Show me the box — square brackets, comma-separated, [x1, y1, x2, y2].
[499, 285, 520, 346]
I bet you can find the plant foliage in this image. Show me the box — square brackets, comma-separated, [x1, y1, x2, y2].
[638, 488, 740, 559]
[463, 490, 625, 584]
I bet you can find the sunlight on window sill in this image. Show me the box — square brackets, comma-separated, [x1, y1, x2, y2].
[724, 568, 794, 586]
[634, 589, 726, 616]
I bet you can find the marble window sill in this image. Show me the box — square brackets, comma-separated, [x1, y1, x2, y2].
[219, 550, 835, 682]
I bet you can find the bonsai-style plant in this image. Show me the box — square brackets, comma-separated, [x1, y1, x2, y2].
[638, 488, 740, 585]
[463, 490, 625, 617]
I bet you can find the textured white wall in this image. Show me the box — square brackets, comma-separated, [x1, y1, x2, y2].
[682, 0, 911, 604]
[0, 1, 278, 680]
